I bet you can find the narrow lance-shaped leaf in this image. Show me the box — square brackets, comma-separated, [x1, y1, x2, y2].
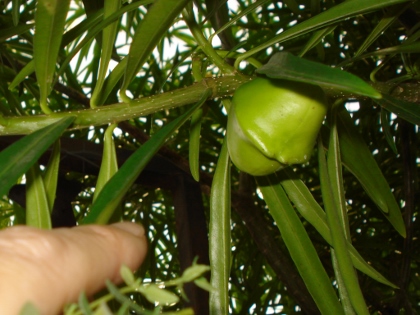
[90, 0, 121, 108]
[93, 124, 121, 223]
[256, 174, 344, 315]
[9, 60, 35, 91]
[257, 52, 382, 99]
[189, 108, 203, 181]
[235, 0, 412, 67]
[34, 0, 71, 114]
[327, 107, 351, 238]
[12, 0, 21, 26]
[0, 22, 33, 43]
[326, 113, 368, 313]
[93, 124, 118, 202]
[375, 93, 420, 127]
[353, 4, 409, 58]
[380, 108, 398, 154]
[279, 169, 397, 288]
[55, 1, 154, 89]
[209, 139, 231, 315]
[0, 116, 75, 198]
[335, 107, 406, 236]
[42, 140, 61, 212]
[318, 135, 369, 315]
[82, 89, 212, 224]
[330, 250, 356, 315]
[298, 25, 336, 58]
[105, 281, 144, 313]
[119, 0, 190, 103]
[26, 164, 52, 229]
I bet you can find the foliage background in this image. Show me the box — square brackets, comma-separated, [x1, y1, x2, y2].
[0, 0, 419, 314]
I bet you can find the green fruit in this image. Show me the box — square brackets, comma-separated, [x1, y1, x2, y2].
[227, 77, 327, 176]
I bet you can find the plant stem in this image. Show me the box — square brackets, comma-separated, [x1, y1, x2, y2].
[0, 75, 249, 136]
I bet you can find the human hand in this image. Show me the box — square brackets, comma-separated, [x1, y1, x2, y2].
[0, 222, 147, 315]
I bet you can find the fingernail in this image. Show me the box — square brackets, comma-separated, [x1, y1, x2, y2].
[113, 222, 145, 237]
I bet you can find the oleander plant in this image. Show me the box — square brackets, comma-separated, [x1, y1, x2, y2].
[0, 0, 420, 314]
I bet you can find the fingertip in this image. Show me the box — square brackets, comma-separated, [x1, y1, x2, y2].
[111, 222, 146, 238]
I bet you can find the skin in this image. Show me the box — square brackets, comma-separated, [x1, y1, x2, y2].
[0, 222, 148, 315]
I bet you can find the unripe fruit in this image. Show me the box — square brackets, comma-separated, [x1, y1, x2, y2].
[227, 77, 327, 176]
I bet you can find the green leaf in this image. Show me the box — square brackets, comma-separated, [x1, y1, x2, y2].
[56, 1, 153, 89]
[0, 116, 75, 198]
[204, 0, 236, 49]
[120, 265, 136, 286]
[78, 292, 93, 315]
[359, 41, 420, 58]
[82, 89, 212, 224]
[375, 93, 420, 126]
[43, 140, 60, 212]
[335, 107, 406, 237]
[90, 0, 121, 108]
[353, 4, 409, 58]
[235, 0, 411, 67]
[34, 0, 71, 114]
[119, 0, 190, 102]
[194, 277, 214, 293]
[319, 116, 368, 314]
[105, 281, 144, 313]
[8, 61, 35, 91]
[327, 108, 351, 239]
[138, 284, 180, 305]
[181, 263, 210, 283]
[209, 139, 231, 315]
[189, 108, 203, 181]
[93, 124, 118, 202]
[257, 52, 382, 99]
[93, 124, 120, 223]
[92, 57, 127, 106]
[26, 164, 52, 229]
[299, 25, 336, 58]
[256, 174, 344, 315]
[92, 303, 113, 315]
[380, 108, 398, 154]
[19, 302, 41, 315]
[12, 0, 21, 26]
[0, 23, 33, 43]
[279, 169, 398, 288]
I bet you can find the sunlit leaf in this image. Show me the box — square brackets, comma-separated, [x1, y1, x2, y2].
[119, 0, 190, 102]
[90, 0, 121, 108]
[34, 0, 71, 114]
